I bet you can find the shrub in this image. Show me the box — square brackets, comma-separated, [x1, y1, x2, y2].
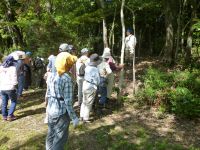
[136, 67, 200, 118]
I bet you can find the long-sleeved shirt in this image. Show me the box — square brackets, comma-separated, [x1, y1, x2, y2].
[97, 61, 112, 78]
[84, 65, 100, 90]
[125, 34, 137, 51]
[76, 55, 89, 77]
[0, 66, 18, 90]
[46, 73, 77, 120]
[47, 55, 57, 74]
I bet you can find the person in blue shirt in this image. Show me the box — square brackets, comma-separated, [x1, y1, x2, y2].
[45, 51, 79, 150]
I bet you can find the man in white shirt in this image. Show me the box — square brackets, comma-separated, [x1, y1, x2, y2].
[76, 48, 90, 106]
[125, 28, 137, 66]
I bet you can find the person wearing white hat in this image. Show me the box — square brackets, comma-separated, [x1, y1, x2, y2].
[9, 51, 26, 98]
[75, 48, 90, 106]
[102, 48, 123, 100]
[97, 54, 112, 107]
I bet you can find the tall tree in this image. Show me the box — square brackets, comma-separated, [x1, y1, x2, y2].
[99, 0, 108, 48]
[118, 0, 125, 101]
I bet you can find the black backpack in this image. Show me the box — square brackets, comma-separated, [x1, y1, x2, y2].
[34, 58, 44, 69]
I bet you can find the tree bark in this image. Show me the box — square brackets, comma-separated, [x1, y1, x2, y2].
[109, 6, 116, 52]
[185, 0, 198, 64]
[162, 0, 174, 63]
[99, 0, 108, 48]
[118, 0, 125, 101]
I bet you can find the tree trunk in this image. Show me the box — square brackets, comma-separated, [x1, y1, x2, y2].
[175, 0, 182, 59]
[185, 0, 198, 64]
[99, 0, 108, 48]
[109, 6, 116, 52]
[118, 0, 125, 101]
[162, 0, 174, 63]
[138, 29, 143, 57]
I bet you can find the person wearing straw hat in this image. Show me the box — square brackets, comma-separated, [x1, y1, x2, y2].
[45, 51, 79, 150]
[80, 53, 102, 122]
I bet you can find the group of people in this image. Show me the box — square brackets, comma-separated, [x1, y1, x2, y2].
[0, 28, 136, 150]
[44, 29, 136, 149]
[43, 42, 125, 149]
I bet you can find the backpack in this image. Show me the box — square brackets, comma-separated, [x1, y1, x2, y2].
[34, 58, 44, 69]
[79, 62, 86, 76]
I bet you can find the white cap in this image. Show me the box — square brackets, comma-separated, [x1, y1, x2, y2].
[59, 43, 69, 52]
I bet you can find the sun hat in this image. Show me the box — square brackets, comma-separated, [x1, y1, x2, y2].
[9, 50, 25, 60]
[102, 52, 111, 58]
[89, 53, 102, 66]
[55, 52, 77, 75]
[18, 54, 26, 60]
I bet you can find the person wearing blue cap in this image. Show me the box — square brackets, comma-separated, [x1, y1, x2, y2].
[125, 28, 137, 66]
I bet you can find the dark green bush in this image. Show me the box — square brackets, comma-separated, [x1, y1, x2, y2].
[136, 67, 200, 118]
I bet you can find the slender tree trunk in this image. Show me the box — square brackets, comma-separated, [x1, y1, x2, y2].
[185, 0, 198, 64]
[118, 0, 125, 101]
[138, 29, 142, 57]
[148, 27, 153, 55]
[175, 0, 182, 59]
[109, 7, 117, 47]
[111, 31, 115, 54]
[99, 0, 108, 48]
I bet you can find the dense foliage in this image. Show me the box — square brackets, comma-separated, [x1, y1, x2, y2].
[137, 67, 200, 118]
[0, 0, 199, 62]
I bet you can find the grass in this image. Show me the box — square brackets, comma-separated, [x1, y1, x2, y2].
[0, 89, 199, 150]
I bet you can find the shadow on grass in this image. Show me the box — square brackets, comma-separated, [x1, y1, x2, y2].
[11, 134, 46, 150]
[66, 114, 188, 150]
[17, 107, 46, 119]
[8, 110, 200, 150]
[0, 136, 9, 146]
[17, 90, 45, 110]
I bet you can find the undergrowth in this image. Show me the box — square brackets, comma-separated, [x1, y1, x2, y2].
[136, 67, 200, 118]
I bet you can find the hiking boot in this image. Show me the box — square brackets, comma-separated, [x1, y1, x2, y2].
[7, 115, 16, 121]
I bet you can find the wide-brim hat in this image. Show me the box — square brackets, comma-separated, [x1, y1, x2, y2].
[102, 52, 111, 58]
[9, 51, 26, 60]
[18, 54, 26, 60]
[88, 53, 102, 66]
